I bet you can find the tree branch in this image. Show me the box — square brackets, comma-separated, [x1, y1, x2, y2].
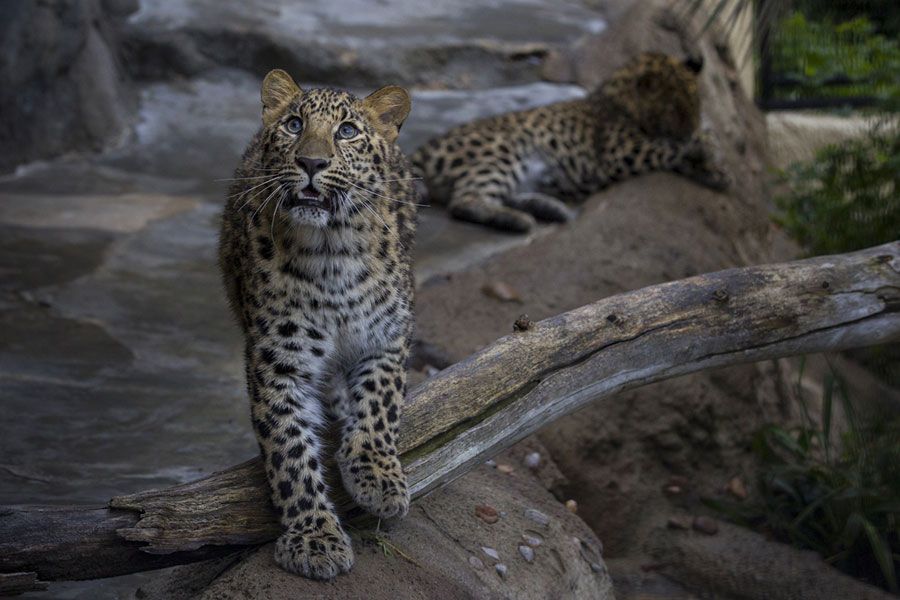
[2, 242, 898, 583]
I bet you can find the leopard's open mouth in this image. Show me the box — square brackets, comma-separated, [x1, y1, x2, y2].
[284, 184, 333, 211]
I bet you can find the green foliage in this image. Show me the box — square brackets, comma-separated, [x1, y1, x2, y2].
[706, 364, 900, 593]
[770, 12, 900, 103]
[774, 120, 900, 257]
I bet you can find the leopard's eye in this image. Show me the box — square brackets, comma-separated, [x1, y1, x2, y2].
[285, 117, 303, 134]
[337, 122, 359, 140]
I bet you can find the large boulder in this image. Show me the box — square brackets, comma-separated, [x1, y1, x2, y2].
[137, 451, 613, 599]
[0, 0, 134, 173]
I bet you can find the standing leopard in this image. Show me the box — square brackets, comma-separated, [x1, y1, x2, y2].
[411, 52, 729, 232]
[219, 69, 416, 579]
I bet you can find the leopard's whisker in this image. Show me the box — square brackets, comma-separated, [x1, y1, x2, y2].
[356, 194, 405, 252]
[368, 176, 423, 183]
[252, 182, 285, 221]
[236, 179, 283, 213]
[346, 182, 430, 208]
[271, 190, 286, 244]
[215, 174, 282, 182]
[228, 175, 280, 201]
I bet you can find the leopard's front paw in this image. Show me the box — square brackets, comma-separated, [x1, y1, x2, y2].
[339, 451, 410, 519]
[274, 515, 354, 580]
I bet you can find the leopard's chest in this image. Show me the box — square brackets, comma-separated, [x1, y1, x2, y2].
[273, 251, 410, 359]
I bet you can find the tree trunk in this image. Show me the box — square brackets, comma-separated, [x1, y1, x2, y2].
[2, 242, 898, 583]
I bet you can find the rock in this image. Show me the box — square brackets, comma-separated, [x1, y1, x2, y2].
[522, 532, 544, 548]
[513, 314, 534, 332]
[496, 463, 515, 474]
[485, 459, 497, 468]
[151, 467, 613, 599]
[481, 280, 523, 303]
[524, 508, 550, 526]
[692, 516, 719, 535]
[519, 545, 535, 563]
[726, 476, 749, 499]
[0, 0, 133, 173]
[667, 475, 690, 489]
[667, 516, 692, 530]
[524, 452, 542, 469]
[475, 504, 500, 524]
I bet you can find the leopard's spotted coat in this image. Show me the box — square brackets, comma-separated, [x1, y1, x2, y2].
[411, 52, 729, 232]
[219, 70, 416, 579]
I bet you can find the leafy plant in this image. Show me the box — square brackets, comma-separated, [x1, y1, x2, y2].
[774, 114, 899, 389]
[771, 12, 900, 103]
[706, 363, 900, 593]
[774, 119, 900, 257]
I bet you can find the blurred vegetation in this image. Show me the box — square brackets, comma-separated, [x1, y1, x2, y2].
[770, 12, 900, 104]
[768, 1, 899, 389]
[774, 119, 899, 256]
[706, 363, 900, 594]
[693, 5, 900, 592]
[774, 115, 899, 388]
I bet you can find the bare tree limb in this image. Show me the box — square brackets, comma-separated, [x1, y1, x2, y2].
[2, 242, 898, 583]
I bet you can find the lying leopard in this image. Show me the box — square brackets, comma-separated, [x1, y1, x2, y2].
[219, 70, 416, 579]
[411, 52, 729, 232]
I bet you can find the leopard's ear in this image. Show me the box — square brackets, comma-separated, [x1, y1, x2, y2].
[361, 85, 411, 142]
[261, 69, 301, 123]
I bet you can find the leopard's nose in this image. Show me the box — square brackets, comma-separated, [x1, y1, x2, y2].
[298, 157, 330, 176]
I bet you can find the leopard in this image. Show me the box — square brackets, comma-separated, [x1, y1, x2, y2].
[410, 52, 729, 232]
[218, 69, 417, 580]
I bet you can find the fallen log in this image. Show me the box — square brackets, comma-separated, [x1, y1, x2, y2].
[2, 242, 899, 584]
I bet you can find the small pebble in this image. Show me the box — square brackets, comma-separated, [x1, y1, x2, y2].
[726, 476, 748, 499]
[565, 499, 578, 513]
[522, 532, 543, 547]
[496, 463, 514, 474]
[482, 546, 500, 561]
[499, 511, 508, 518]
[524, 452, 541, 469]
[513, 314, 534, 332]
[468, 556, 484, 570]
[524, 508, 550, 526]
[495, 563, 508, 579]
[692, 516, 719, 535]
[475, 504, 499, 524]
[485, 459, 497, 468]
[666, 475, 689, 488]
[481, 281, 522, 303]
[667, 516, 691, 530]
[518, 545, 535, 563]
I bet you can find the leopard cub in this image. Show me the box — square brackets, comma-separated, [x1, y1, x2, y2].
[219, 69, 417, 579]
[412, 52, 729, 232]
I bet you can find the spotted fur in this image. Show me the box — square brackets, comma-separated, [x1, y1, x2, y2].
[219, 70, 416, 579]
[411, 52, 729, 232]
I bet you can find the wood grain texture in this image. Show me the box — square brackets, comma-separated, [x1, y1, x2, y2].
[2, 242, 898, 582]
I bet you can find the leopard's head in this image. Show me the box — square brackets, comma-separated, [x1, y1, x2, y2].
[597, 52, 702, 140]
[253, 69, 411, 227]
